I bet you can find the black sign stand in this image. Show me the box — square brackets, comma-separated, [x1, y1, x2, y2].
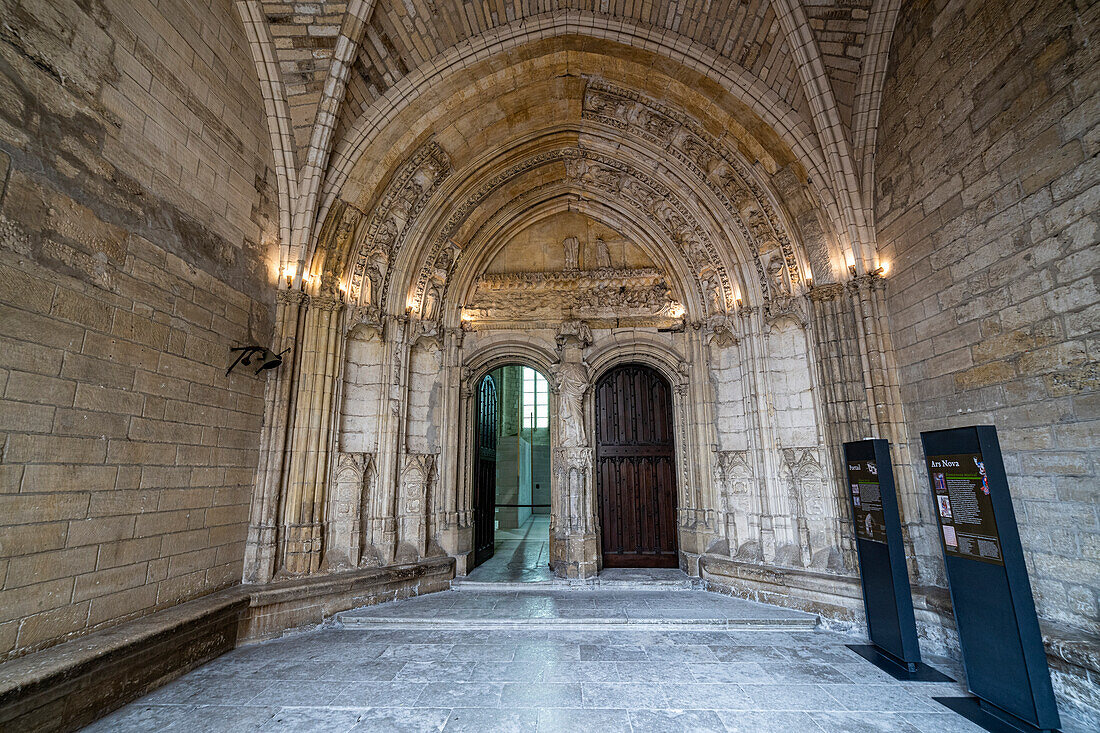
[843, 439, 950, 682]
[921, 426, 1060, 733]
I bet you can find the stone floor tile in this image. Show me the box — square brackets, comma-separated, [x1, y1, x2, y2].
[349, 707, 451, 732]
[138, 676, 272, 705]
[416, 681, 503, 708]
[630, 708, 727, 732]
[581, 682, 668, 709]
[82, 704, 197, 732]
[661, 683, 754, 710]
[258, 706, 365, 731]
[707, 645, 790, 663]
[901, 711, 988, 733]
[810, 711, 923, 732]
[689, 662, 770, 684]
[537, 707, 633, 732]
[445, 643, 517, 662]
[471, 660, 549, 682]
[543, 660, 618, 682]
[643, 643, 718, 662]
[715, 710, 819, 732]
[393, 661, 477, 682]
[614, 661, 694, 683]
[826, 683, 940, 712]
[764, 662, 851, 684]
[512, 640, 581, 661]
[379, 644, 454, 660]
[248, 680, 343, 707]
[330, 681, 428, 708]
[441, 707, 539, 732]
[741, 683, 847, 711]
[578, 644, 647, 661]
[500, 682, 583, 708]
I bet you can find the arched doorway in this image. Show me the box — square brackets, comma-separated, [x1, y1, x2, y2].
[471, 365, 553, 574]
[595, 363, 679, 568]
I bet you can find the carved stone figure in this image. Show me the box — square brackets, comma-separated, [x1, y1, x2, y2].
[421, 282, 441, 321]
[557, 362, 589, 448]
[595, 236, 611, 269]
[563, 236, 580, 270]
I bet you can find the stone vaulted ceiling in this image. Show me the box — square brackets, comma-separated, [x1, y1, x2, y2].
[235, 0, 902, 296]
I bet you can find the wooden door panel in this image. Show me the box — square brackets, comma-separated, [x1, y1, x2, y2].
[596, 364, 678, 568]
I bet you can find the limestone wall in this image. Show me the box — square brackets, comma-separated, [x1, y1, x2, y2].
[877, 0, 1098, 632]
[0, 0, 276, 660]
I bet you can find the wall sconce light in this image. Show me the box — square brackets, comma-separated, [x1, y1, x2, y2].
[735, 297, 743, 309]
[848, 263, 858, 277]
[283, 265, 296, 288]
[227, 346, 290, 376]
[877, 262, 890, 276]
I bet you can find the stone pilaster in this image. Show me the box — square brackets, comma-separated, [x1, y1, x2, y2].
[244, 289, 308, 583]
[278, 294, 344, 576]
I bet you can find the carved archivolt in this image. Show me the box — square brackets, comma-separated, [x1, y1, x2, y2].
[348, 140, 452, 309]
[407, 147, 739, 328]
[582, 80, 805, 316]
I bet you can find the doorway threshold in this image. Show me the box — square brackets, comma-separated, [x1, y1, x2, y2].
[453, 567, 703, 592]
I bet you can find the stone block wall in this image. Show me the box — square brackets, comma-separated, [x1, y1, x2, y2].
[876, 0, 1098, 632]
[0, 0, 276, 661]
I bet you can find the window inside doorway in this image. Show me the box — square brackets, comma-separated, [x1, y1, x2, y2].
[521, 367, 549, 429]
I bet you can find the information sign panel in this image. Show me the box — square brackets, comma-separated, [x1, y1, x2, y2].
[849, 458, 887, 544]
[843, 440, 921, 671]
[927, 453, 1003, 564]
[921, 426, 1060, 732]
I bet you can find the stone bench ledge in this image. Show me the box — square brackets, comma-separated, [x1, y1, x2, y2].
[0, 587, 249, 703]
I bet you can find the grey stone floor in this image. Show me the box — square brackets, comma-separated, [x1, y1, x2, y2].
[86, 620, 997, 732]
[465, 515, 553, 583]
[338, 587, 817, 628]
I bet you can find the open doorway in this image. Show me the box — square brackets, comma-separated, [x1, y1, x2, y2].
[470, 364, 552, 581]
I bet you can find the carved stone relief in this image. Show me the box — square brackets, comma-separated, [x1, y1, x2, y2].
[324, 451, 372, 570]
[396, 452, 436, 560]
[467, 267, 677, 324]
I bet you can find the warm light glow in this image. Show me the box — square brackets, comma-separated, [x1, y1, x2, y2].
[338, 281, 348, 293]
[668, 302, 685, 318]
[735, 297, 743, 309]
[283, 264, 296, 287]
[460, 310, 473, 322]
[879, 261, 890, 276]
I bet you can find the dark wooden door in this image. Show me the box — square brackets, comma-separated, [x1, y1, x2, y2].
[595, 363, 679, 568]
[473, 374, 498, 568]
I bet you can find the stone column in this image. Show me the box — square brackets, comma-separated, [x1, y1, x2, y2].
[278, 294, 344, 575]
[738, 307, 799, 562]
[364, 315, 409, 566]
[550, 320, 599, 578]
[847, 274, 933, 576]
[806, 282, 866, 571]
[244, 290, 307, 583]
[435, 328, 468, 566]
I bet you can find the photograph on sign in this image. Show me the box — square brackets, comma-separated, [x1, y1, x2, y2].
[926, 453, 1003, 565]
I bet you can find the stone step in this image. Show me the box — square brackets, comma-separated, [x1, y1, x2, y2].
[335, 587, 820, 631]
[336, 615, 817, 631]
[450, 577, 703, 592]
[453, 568, 703, 592]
